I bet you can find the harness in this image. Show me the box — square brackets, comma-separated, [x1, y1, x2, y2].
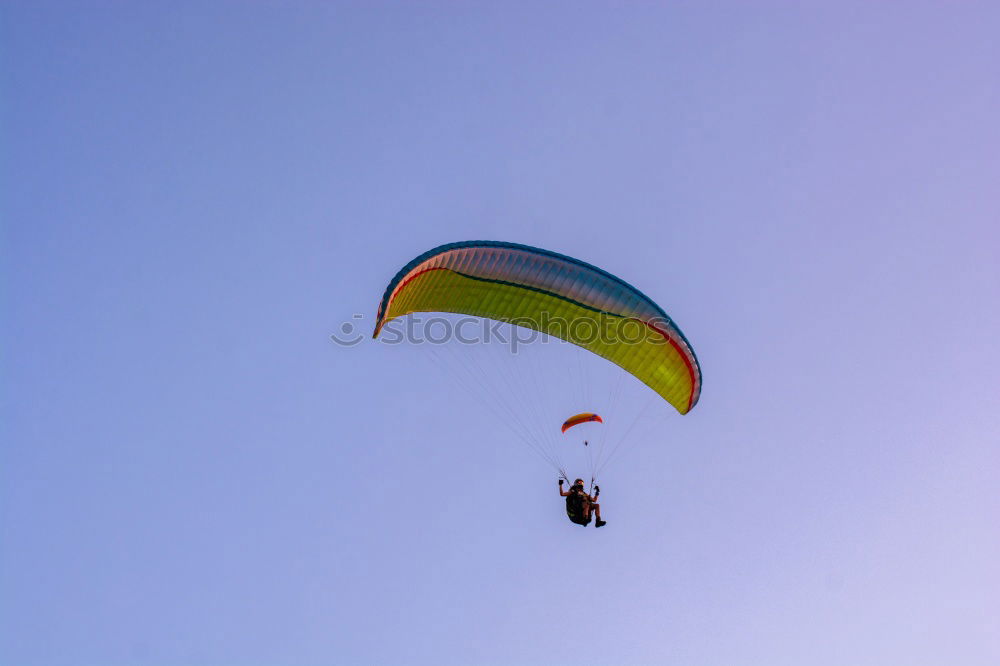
[565, 485, 591, 525]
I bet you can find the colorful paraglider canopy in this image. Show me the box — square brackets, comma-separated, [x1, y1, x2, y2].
[561, 413, 603, 433]
[373, 241, 701, 414]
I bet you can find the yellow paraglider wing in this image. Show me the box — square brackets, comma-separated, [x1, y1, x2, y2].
[374, 241, 701, 414]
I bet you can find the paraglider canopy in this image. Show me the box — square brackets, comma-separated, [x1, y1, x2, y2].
[373, 240, 701, 414]
[561, 413, 603, 433]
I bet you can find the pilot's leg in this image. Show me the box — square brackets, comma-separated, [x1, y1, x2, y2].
[592, 502, 606, 528]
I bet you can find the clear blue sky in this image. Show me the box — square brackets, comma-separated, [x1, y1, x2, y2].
[3, 3, 999, 665]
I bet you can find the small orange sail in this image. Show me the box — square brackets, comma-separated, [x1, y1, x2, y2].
[561, 412, 603, 434]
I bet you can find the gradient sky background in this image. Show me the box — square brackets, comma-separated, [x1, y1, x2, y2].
[3, 3, 999, 665]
